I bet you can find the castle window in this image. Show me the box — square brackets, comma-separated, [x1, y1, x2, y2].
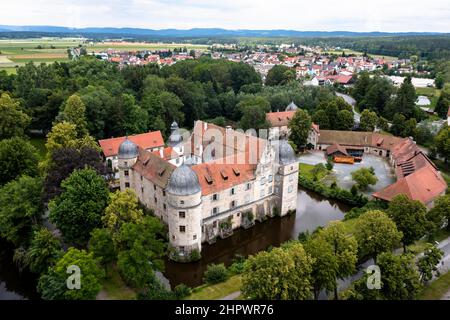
[180, 200, 184, 205]
[124, 161, 128, 166]
[268, 175, 273, 182]
[140, 175, 143, 181]
[193, 234, 197, 240]
[124, 170, 129, 177]
[231, 188, 236, 195]
[125, 182, 130, 188]
[172, 235, 175, 240]
[153, 184, 156, 191]
[179, 211, 186, 218]
[141, 187, 144, 194]
[288, 185, 293, 193]
[260, 177, 266, 185]
[179, 246, 185, 252]
[154, 197, 157, 203]
[237, 212, 240, 217]
[179, 226, 186, 233]
[245, 183, 251, 190]
[268, 186, 273, 194]
[230, 200, 237, 208]
[213, 221, 217, 228]
[163, 191, 166, 196]
[212, 207, 219, 215]
[163, 204, 167, 210]
[275, 187, 280, 194]
[212, 194, 219, 201]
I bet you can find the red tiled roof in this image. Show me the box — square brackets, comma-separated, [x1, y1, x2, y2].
[132, 148, 176, 189]
[99, 131, 164, 158]
[266, 110, 296, 127]
[326, 143, 349, 156]
[373, 165, 447, 204]
[151, 147, 180, 161]
[191, 163, 255, 196]
[336, 75, 353, 84]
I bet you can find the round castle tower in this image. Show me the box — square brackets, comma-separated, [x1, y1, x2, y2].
[274, 140, 298, 216]
[166, 164, 203, 260]
[118, 137, 139, 191]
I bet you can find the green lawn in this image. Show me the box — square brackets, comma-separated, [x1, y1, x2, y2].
[419, 271, 450, 300]
[99, 265, 136, 300]
[186, 275, 242, 300]
[299, 163, 329, 181]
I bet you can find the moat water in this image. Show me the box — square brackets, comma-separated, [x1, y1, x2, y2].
[0, 188, 351, 298]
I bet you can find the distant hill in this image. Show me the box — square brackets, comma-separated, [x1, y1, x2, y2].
[0, 25, 447, 38]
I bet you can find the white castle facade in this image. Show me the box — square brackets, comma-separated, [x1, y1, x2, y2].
[117, 120, 298, 261]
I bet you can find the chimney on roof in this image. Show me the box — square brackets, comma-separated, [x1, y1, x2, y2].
[159, 148, 164, 158]
[203, 122, 208, 131]
[226, 125, 232, 132]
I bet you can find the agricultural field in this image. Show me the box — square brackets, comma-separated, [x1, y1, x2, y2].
[324, 48, 397, 62]
[0, 38, 209, 72]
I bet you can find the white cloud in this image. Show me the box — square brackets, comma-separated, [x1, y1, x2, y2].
[1, 0, 449, 32]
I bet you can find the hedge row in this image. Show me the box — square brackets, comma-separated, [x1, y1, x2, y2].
[298, 175, 368, 207]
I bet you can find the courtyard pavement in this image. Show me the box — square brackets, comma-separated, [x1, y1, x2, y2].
[298, 151, 396, 197]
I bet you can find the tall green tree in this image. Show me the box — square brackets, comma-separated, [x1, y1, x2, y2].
[336, 110, 354, 130]
[102, 189, 144, 237]
[320, 221, 358, 299]
[38, 248, 104, 300]
[288, 109, 312, 149]
[238, 96, 270, 131]
[265, 65, 295, 86]
[387, 194, 428, 252]
[354, 210, 403, 262]
[376, 252, 422, 300]
[242, 241, 313, 300]
[89, 228, 116, 273]
[0, 93, 31, 139]
[26, 228, 62, 274]
[417, 244, 443, 283]
[435, 89, 450, 119]
[435, 125, 450, 162]
[427, 194, 450, 232]
[49, 168, 109, 246]
[0, 137, 39, 186]
[359, 109, 378, 132]
[304, 236, 338, 299]
[351, 167, 378, 190]
[0, 175, 43, 246]
[57, 94, 89, 137]
[116, 216, 166, 288]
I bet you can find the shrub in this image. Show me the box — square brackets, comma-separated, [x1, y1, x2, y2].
[229, 254, 246, 275]
[203, 263, 229, 284]
[189, 249, 201, 262]
[173, 283, 192, 299]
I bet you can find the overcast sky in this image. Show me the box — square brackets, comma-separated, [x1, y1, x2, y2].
[2, 0, 450, 32]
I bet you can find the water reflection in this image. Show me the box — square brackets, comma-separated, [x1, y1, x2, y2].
[163, 188, 352, 288]
[0, 240, 39, 300]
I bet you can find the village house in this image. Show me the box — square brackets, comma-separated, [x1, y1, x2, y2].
[115, 121, 299, 260]
[265, 101, 320, 148]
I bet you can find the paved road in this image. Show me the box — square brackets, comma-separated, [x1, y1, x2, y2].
[335, 92, 360, 122]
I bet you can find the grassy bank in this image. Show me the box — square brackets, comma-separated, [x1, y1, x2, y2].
[419, 271, 450, 300]
[99, 265, 136, 300]
[186, 275, 242, 300]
